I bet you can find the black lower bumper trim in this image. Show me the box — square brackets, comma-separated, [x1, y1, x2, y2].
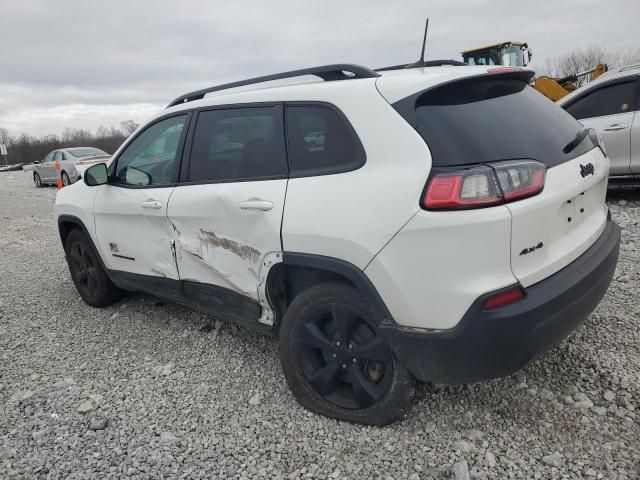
[380, 219, 621, 384]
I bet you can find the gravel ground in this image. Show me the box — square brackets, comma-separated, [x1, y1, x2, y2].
[0, 171, 638, 480]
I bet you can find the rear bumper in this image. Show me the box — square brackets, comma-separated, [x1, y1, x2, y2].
[380, 217, 621, 384]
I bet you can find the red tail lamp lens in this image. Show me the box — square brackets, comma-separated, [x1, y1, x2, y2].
[493, 161, 546, 202]
[483, 286, 525, 310]
[422, 167, 502, 210]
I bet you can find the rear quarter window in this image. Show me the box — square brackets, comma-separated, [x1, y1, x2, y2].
[395, 76, 594, 167]
[285, 104, 365, 177]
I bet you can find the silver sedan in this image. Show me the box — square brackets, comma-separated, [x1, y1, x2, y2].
[32, 147, 110, 187]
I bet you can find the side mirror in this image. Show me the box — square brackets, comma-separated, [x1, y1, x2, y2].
[124, 167, 151, 186]
[84, 163, 108, 186]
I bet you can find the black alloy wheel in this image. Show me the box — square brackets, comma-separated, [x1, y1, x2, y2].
[64, 228, 124, 307]
[295, 302, 393, 409]
[279, 282, 413, 425]
[67, 240, 99, 298]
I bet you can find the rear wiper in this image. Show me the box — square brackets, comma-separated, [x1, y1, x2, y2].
[563, 128, 589, 154]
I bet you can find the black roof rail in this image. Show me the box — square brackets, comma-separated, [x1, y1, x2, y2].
[376, 59, 467, 72]
[167, 64, 380, 108]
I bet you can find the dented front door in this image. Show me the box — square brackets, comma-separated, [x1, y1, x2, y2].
[166, 180, 286, 301]
[93, 185, 179, 280]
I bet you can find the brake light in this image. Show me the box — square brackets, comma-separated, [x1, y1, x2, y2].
[493, 160, 546, 202]
[483, 286, 525, 310]
[421, 161, 546, 210]
[422, 166, 502, 210]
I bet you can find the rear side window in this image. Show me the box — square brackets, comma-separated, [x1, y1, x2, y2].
[407, 77, 593, 167]
[286, 105, 364, 177]
[188, 106, 287, 182]
[564, 81, 638, 120]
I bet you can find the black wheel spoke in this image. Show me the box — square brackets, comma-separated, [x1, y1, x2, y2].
[331, 303, 355, 342]
[76, 271, 88, 284]
[298, 322, 334, 351]
[70, 245, 83, 264]
[309, 361, 341, 395]
[350, 366, 384, 407]
[354, 335, 390, 363]
[86, 274, 98, 296]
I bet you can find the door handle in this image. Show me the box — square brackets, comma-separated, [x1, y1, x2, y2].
[141, 200, 162, 209]
[604, 123, 628, 131]
[239, 199, 274, 211]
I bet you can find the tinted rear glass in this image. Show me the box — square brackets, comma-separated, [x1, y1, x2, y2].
[286, 105, 365, 177]
[410, 77, 594, 167]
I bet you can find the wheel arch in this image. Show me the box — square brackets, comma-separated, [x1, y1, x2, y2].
[266, 252, 395, 326]
[57, 214, 88, 248]
[58, 214, 115, 281]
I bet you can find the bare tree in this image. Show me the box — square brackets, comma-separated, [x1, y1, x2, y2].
[0, 123, 129, 165]
[542, 46, 640, 87]
[120, 120, 139, 136]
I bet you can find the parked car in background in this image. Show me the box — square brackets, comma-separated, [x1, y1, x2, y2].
[0, 163, 25, 172]
[558, 64, 640, 182]
[32, 147, 110, 187]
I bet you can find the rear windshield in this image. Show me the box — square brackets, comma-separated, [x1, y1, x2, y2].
[405, 77, 594, 167]
[67, 148, 108, 158]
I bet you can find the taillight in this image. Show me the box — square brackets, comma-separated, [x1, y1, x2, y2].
[492, 160, 546, 202]
[422, 166, 502, 210]
[421, 161, 546, 211]
[482, 285, 525, 310]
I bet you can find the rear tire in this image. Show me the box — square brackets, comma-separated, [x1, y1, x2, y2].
[61, 171, 70, 187]
[33, 172, 42, 187]
[279, 282, 413, 425]
[65, 228, 124, 307]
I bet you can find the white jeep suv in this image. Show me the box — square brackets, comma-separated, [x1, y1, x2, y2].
[55, 63, 621, 425]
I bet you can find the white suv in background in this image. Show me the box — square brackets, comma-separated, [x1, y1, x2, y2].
[558, 64, 640, 181]
[55, 63, 620, 425]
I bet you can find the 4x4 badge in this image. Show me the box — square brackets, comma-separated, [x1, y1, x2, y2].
[519, 242, 543, 256]
[580, 163, 595, 178]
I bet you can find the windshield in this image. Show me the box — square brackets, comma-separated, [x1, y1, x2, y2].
[464, 46, 525, 67]
[500, 46, 524, 66]
[67, 148, 108, 158]
[409, 77, 595, 167]
[464, 48, 500, 66]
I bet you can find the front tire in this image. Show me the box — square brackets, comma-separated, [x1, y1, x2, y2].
[33, 172, 42, 187]
[65, 228, 124, 307]
[279, 282, 413, 425]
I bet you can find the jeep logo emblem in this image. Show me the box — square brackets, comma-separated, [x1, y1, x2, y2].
[580, 163, 595, 178]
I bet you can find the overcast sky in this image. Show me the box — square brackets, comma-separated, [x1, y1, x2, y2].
[1, 0, 638, 137]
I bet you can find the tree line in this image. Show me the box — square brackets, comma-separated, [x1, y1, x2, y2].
[542, 47, 640, 87]
[0, 120, 138, 165]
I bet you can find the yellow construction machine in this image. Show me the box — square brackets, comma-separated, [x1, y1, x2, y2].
[461, 42, 608, 101]
[531, 64, 608, 100]
[462, 41, 532, 67]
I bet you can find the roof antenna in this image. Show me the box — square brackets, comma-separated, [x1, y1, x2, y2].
[405, 18, 429, 69]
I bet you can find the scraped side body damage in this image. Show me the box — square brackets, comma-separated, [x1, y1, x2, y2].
[171, 226, 263, 299]
[165, 180, 289, 305]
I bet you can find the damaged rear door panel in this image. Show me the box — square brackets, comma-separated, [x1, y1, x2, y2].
[167, 105, 289, 317]
[168, 181, 287, 299]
